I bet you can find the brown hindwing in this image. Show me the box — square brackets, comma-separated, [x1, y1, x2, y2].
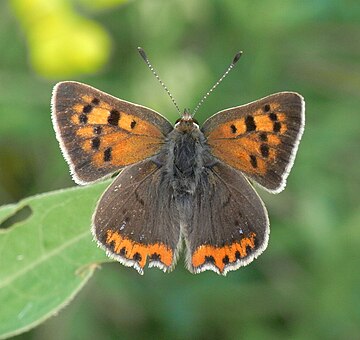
[92, 159, 181, 274]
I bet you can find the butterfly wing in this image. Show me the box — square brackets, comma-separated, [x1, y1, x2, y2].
[51, 81, 172, 184]
[202, 92, 305, 193]
[92, 159, 181, 274]
[186, 162, 269, 275]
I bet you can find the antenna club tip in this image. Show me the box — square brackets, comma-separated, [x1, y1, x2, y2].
[232, 51, 243, 64]
[137, 47, 147, 61]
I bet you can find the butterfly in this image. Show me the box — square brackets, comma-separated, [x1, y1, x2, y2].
[51, 49, 305, 275]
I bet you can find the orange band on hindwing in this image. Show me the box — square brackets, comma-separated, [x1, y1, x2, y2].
[192, 233, 256, 273]
[105, 230, 173, 269]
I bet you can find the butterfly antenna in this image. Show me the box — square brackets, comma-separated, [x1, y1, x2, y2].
[192, 51, 243, 117]
[138, 47, 181, 115]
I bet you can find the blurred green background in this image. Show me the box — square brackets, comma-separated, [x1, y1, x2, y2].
[1, 0, 360, 339]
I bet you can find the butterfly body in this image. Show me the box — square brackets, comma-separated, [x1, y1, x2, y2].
[52, 81, 305, 275]
[164, 117, 211, 194]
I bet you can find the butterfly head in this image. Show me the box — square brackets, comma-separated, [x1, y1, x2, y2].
[174, 109, 199, 132]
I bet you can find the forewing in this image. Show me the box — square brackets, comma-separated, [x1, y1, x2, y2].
[186, 162, 269, 275]
[51, 81, 172, 184]
[202, 92, 305, 193]
[92, 159, 181, 274]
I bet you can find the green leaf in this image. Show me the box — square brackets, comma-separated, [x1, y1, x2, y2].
[0, 181, 112, 339]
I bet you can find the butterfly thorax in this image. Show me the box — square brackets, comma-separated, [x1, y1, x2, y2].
[161, 119, 213, 197]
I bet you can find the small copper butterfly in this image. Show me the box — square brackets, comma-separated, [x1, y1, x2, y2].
[51, 48, 305, 275]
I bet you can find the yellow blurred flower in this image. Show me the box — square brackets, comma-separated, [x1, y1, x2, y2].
[10, 0, 127, 78]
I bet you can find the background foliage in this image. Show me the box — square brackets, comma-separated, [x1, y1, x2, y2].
[0, 0, 359, 339]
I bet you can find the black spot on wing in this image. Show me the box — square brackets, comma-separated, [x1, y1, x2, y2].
[150, 253, 161, 261]
[245, 116, 256, 132]
[79, 114, 88, 124]
[269, 112, 278, 121]
[222, 255, 230, 264]
[259, 132, 267, 141]
[94, 126, 102, 135]
[108, 109, 120, 126]
[133, 252, 142, 262]
[83, 104, 93, 113]
[91, 137, 100, 150]
[92, 97, 100, 105]
[273, 121, 281, 132]
[260, 144, 269, 158]
[104, 147, 112, 162]
[250, 155, 257, 168]
[205, 255, 215, 264]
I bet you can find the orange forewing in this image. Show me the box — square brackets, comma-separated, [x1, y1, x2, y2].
[202, 92, 304, 192]
[73, 99, 165, 168]
[206, 113, 284, 176]
[204, 100, 287, 176]
[52, 81, 173, 184]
